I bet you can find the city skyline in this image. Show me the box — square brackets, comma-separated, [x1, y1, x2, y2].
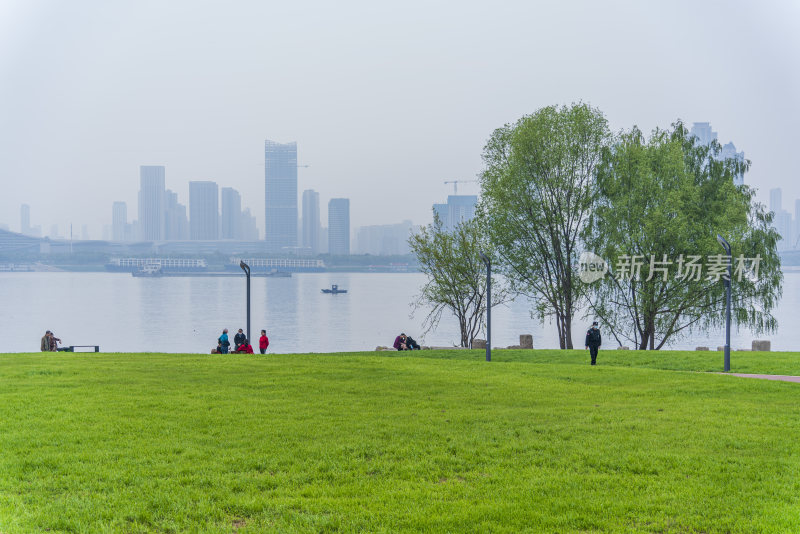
[2, 2, 797, 238]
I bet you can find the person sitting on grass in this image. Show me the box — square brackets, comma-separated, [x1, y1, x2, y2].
[393, 333, 409, 351]
[235, 339, 254, 354]
[405, 335, 421, 350]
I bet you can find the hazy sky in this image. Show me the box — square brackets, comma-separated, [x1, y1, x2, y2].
[1, 0, 799, 238]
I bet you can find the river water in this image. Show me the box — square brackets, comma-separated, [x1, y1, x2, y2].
[1, 272, 797, 353]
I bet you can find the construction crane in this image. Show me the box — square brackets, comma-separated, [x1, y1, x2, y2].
[443, 180, 477, 195]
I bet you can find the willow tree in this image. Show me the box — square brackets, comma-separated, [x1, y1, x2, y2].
[480, 103, 610, 349]
[583, 122, 782, 349]
[409, 216, 504, 348]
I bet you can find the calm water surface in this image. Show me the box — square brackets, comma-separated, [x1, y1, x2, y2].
[1, 272, 798, 353]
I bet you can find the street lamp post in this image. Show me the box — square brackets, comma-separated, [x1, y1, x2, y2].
[240, 261, 251, 345]
[479, 252, 491, 362]
[716, 235, 732, 372]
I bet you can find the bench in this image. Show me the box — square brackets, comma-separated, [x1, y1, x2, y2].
[65, 345, 100, 352]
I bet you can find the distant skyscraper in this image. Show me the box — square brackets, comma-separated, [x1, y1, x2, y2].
[432, 195, 478, 232]
[221, 187, 242, 240]
[189, 181, 219, 240]
[302, 189, 320, 254]
[138, 166, 166, 241]
[328, 198, 350, 255]
[690, 122, 745, 185]
[165, 190, 189, 241]
[264, 140, 298, 252]
[241, 208, 259, 241]
[112, 201, 127, 241]
[20, 204, 30, 235]
[690, 122, 717, 146]
[770, 188, 782, 213]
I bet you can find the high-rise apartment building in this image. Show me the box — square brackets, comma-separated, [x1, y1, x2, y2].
[138, 166, 166, 241]
[112, 201, 127, 241]
[221, 187, 242, 240]
[432, 195, 478, 232]
[189, 181, 219, 240]
[302, 189, 320, 254]
[265, 140, 298, 252]
[328, 198, 350, 255]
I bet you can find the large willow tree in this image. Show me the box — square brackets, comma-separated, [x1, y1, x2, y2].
[583, 122, 782, 350]
[480, 103, 610, 349]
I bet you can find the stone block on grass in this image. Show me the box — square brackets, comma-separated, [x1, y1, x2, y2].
[752, 340, 771, 351]
[519, 334, 533, 349]
[695, 346, 709, 351]
[471, 339, 486, 349]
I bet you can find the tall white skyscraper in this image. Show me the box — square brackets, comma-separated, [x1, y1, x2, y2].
[190, 181, 219, 240]
[328, 198, 350, 255]
[112, 201, 127, 241]
[138, 166, 165, 241]
[302, 189, 320, 254]
[265, 140, 298, 252]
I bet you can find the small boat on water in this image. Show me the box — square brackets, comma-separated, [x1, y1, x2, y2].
[321, 284, 347, 294]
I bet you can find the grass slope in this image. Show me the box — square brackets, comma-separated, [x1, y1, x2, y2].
[0, 350, 798, 533]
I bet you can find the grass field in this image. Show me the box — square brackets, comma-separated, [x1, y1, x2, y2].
[0, 349, 798, 533]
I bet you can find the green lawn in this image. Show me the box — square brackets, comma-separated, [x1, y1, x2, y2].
[0, 350, 798, 533]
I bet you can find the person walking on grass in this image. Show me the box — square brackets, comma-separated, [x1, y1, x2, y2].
[585, 321, 602, 365]
[259, 330, 269, 354]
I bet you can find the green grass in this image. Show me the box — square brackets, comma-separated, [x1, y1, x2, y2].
[406, 347, 800, 375]
[0, 350, 799, 533]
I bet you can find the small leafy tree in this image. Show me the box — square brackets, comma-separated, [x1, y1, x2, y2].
[584, 122, 782, 349]
[409, 216, 504, 348]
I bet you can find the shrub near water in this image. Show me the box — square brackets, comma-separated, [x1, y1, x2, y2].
[0, 351, 798, 533]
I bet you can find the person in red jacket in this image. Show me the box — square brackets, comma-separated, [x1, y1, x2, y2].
[259, 330, 269, 354]
[235, 339, 254, 354]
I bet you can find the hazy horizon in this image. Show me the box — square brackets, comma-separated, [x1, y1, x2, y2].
[2, 0, 799, 238]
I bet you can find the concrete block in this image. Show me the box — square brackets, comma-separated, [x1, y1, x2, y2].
[695, 346, 709, 351]
[506, 345, 521, 349]
[471, 339, 486, 349]
[752, 340, 771, 351]
[519, 334, 533, 349]
[617, 346, 629, 350]
[717, 346, 725, 351]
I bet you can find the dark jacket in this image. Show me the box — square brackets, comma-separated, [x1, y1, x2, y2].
[406, 336, 420, 350]
[585, 327, 601, 348]
[234, 332, 246, 348]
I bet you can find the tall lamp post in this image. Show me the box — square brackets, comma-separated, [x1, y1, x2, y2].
[479, 252, 491, 362]
[240, 261, 251, 345]
[716, 235, 732, 372]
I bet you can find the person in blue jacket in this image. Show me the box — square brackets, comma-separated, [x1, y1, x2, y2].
[218, 328, 230, 354]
